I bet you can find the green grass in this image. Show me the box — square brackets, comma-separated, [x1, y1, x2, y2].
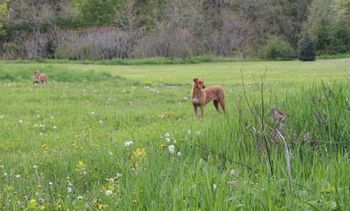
[0, 59, 350, 210]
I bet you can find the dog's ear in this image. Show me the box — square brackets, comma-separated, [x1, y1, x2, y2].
[193, 78, 198, 82]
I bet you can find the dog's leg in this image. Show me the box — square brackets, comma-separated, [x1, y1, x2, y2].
[219, 100, 226, 113]
[213, 100, 220, 113]
[193, 105, 198, 117]
[200, 106, 204, 118]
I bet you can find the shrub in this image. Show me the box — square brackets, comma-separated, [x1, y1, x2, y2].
[259, 36, 296, 60]
[299, 35, 316, 61]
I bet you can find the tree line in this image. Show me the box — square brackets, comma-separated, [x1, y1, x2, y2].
[0, 0, 349, 60]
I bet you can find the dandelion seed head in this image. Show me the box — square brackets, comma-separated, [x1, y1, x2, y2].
[15, 174, 21, 178]
[124, 140, 133, 147]
[177, 152, 182, 157]
[165, 132, 170, 138]
[105, 190, 113, 196]
[18, 120, 23, 124]
[33, 165, 38, 169]
[165, 137, 171, 143]
[67, 187, 72, 193]
[77, 196, 83, 200]
[168, 145, 175, 154]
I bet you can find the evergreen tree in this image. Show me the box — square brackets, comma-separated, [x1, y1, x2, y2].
[299, 35, 316, 61]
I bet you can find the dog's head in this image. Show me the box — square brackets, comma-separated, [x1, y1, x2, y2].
[33, 71, 40, 77]
[193, 78, 205, 89]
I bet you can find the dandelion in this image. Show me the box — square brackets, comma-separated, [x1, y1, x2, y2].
[177, 152, 182, 157]
[124, 141, 133, 147]
[15, 174, 21, 179]
[108, 151, 113, 156]
[53, 125, 57, 129]
[3, 173, 8, 176]
[28, 199, 37, 208]
[39, 124, 45, 128]
[99, 120, 104, 124]
[67, 187, 72, 193]
[77, 196, 83, 200]
[36, 114, 40, 118]
[165, 137, 171, 143]
[33, 165, 38, 169]
[91, 111, 96, 115]
[76, 161, 86, 169]
[108, 178, 114, 183]
[165, 132, 170, 138]
[39, 132, 43, 136]
[105, 190, 113, 196]
[49, 182, 53, 186]
[195, 130, 201, 136]
[168, 145, 175, 154]
[18, 120, 23, 124]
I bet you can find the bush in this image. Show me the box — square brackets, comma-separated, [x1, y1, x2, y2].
[259, 36, 296, 60]
[299, 35, 316, 61]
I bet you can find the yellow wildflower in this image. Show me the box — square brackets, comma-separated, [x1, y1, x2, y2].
[131, 148, 147, 161]
[76, 161, 86, 170]
[28, 199, 37, 208]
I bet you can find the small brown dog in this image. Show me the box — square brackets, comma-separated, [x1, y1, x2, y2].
[33, 71, 48, 85]
[191, 78, 226, 117]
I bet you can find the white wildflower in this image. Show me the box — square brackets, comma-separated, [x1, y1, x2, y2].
[49, 182, 53, 186]
[39, 132, 43, 136]
[39, 124, 45, 128]
[195, 130, 201, 136]
[67, 187, 72, 193]
[165, 132, 170, 138]
[213, 184, 217, 191]
[18, 120, 23, 124]
[3, 173, 7, 176]
[124, 141, 133, 147]
[108, 178, 114, 183]
[53, 125, 57, 129]
[33, 165, 38, 169]
[168, 145, 175, 154]
[77, 196, 83, 200]
[36, 114, 40, 118]
[177, 152, 182, 157]
[165, 137, 171, 143]
[108, 151, 113, 156]
[15, 174, 21, 179]
[105, 190, 113, 196]
[99, 120, 103, 124]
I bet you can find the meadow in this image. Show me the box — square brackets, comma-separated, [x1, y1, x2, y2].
[0, 58, 350, 210]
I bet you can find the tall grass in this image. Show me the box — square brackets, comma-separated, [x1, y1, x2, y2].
[0, 66, 349, 209]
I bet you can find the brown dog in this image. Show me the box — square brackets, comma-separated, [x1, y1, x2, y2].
[33, 71, 48, 85]
[191, 78, 226, 117]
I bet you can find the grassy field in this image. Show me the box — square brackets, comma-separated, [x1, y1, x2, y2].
[0, 58, 350, 210]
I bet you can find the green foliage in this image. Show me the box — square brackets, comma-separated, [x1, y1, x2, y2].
[299, 35, 316, 61]
[259, 36, 296, 60]
[78, 0, 121, 26]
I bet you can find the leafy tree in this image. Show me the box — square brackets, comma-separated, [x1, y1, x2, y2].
[259, 36, 296, 60]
